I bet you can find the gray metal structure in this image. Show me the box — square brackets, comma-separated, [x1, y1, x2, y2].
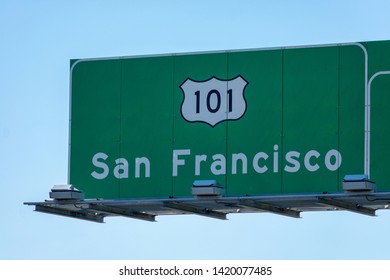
[25, 189, 390, 223]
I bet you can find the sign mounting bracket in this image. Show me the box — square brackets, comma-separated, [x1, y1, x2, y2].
[89, 204, 156, 222]
[317, 197, 376, 216]
[238, 199, 301, 218]
[163, 201, 227, 220]
[35, 205, 105, 223]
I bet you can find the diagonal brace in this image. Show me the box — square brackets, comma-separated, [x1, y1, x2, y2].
[89, 204, 156, 222]
[239, 199, 301, 218]
[318, 197, 376, 216]
[35, 205, 104, 223]
[163, 201, 227, 220]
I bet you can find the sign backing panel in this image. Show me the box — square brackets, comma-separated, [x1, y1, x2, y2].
[69, 41, 390, 199]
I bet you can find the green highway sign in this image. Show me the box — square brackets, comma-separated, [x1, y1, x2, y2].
[69, 40, 390, 199]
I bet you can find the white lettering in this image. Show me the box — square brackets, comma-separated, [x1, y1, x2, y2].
[195, 155, 207, 176]
[90, 146, 343, 180]
[113, 158, 129, 179]
[91, 152, 109, 180]
[135, 157, 150, 178]
[211, 154, 226, 175]
[232, 153, 247, 174]
[325, 149, 342, 171]
[273, 144, 279, 173]
[284, 151, 300, 173]
[304, 150, 320, 172]
[173, 149, 191, 176]
[253, 152, 268, 173]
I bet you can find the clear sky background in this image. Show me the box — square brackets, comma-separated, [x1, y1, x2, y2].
[2, 0, 390, 260]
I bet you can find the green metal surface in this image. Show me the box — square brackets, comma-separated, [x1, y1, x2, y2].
[227, 50, 282, 196]
[69, 40, 390, 199]
[371, 74, 390, 191]
[70, 59, 121, 198]
[120, 56, 174, 198]
[172, 53, 228, 197]
[338, 45, 365, 189]
[284, 47, 341, 193]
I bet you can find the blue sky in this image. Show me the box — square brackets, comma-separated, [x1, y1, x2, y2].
[2, 0, 390, 260]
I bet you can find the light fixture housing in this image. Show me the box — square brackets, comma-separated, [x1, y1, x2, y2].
[342, 174, 376, 192]
[49, 184, 85, 200]
[192, 180, 225, 196]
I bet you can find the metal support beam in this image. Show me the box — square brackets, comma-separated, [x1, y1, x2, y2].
[318, 197, 376, 216]
[89, 204, 156, 222]
[163, 201, 227, 220]
[35, 205, 104, 223]
[239, 199, 301, 218]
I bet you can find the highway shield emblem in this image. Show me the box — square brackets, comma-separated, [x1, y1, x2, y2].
[179, 75, 249, 127]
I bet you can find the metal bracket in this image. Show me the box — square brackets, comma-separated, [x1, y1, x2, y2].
[26, 190, 390, 223]
[35, 205, 104, 223]
[163, 201, 227, 220]
[89, 204, 156, 222]
[318, 197, 376, 216]
[238, 199, 301, 218]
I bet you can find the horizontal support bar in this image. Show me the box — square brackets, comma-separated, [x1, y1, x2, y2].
[239, 199, 301, 218]
[318, 197, 376, 216]
[89, 204, 156, 222]
[35, 205, 104, 223]
[163, 201, 227, 220]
